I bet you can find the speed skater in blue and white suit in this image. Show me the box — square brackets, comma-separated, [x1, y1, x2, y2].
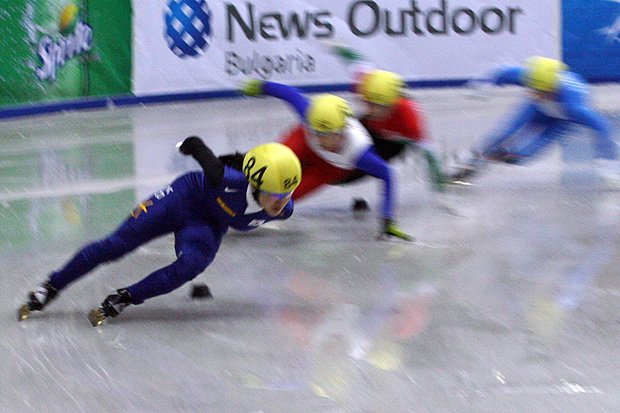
[18, 137, 302, 326]
[450, 56, 618, 184]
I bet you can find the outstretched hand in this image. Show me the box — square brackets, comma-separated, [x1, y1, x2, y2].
[240, 79, 264, 97]
[176, 136, 206, 156]
[322, 41, 366, 63]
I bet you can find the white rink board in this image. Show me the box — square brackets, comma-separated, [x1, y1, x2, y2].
[133, 0, 560, 94]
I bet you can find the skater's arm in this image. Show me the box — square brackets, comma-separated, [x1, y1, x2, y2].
[466, 66, 524, 88]
[261, 81, 310, 120]
[381, 100, 445, 189]
[463, 66, 523, 99]
[566, 102, 612, 141]
[241, 79, 310, 120]
[489, 66, 527, 87]
[355, 147, 413, 240]
[324, 42, 373, 86]
[562, 88, 614, 154]
[354, 147, 394, 220]
[177, 136, 225, 186]
[218, 152, 246, 171]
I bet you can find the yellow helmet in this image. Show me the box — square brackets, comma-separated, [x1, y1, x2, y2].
[524, 56, 568, 92]
[359, 70, 405, 106]
[306, 94, 352, 133]
[243, 142, 301, 194]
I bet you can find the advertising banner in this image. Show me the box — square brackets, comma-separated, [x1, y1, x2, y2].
[0, 0, 131, 108]
[563, 0, 620, 82]
[134, 0, 561, 95]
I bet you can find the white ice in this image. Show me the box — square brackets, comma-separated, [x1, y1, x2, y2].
[2, 86, 620, 412]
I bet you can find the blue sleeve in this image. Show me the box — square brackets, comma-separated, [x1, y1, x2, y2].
[354, 147, 394, 220]
[563, 90, 612, 136]
[489, 66, 527, 87]
[262, 82, 311, 121]
[559, 81, 615, 158]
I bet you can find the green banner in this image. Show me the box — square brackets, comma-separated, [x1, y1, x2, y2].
[0, 0, 131, 108]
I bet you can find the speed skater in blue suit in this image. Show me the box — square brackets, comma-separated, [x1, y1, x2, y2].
[450, 56, 618, 185]
[18, 137, 302, 326]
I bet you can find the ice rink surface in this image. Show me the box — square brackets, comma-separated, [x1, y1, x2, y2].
[2, 87, 620, 412]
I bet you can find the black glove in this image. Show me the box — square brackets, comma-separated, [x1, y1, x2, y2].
[176, 136, 224, 186]
[177, 136, 206, 156]
[218, 152, 246, 170]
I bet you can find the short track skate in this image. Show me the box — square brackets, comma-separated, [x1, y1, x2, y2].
[17, 283, 58, 321]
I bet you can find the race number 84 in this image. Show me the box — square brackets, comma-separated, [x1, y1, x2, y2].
[244, 156, 298, 190]
[244, 157, 267, 187]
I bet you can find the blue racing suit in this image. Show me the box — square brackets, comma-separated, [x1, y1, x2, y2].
[477, 67, 616, 163]
[48, 141, 293, 304]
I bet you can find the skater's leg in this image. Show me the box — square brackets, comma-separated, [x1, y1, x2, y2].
[89, 224, 223, 325]
[19, 189, 181, 321]
[127, 231, 221, 304]
[448, 109, 546, 183]
[336, 138, 406, 185]
[372, 138, 407, 161]
[49, 194, 178, 291]
[502, 121, 569, 164]
[414, 142, 447, 192]
[475, 103, 541, 158]
[335, 169, 367, 185]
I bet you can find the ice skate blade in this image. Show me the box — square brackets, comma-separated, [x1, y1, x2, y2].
[376, 234, 415, 243]
[88, 308, 105, 327]
[447, 179, 473, 187]
[18, 304, 31, 321]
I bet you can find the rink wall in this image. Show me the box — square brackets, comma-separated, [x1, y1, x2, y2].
[0, 0, 619, 119]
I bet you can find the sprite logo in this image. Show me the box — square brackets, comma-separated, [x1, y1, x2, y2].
[35, 4, 93, 81]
